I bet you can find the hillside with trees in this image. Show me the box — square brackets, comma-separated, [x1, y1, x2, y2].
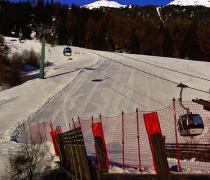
[0, 0, 210, 61]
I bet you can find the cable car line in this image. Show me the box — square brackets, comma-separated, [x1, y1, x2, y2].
[63, 47, 72, 56]
[84, 49, 210, 95]
[115, 53, 210, 82]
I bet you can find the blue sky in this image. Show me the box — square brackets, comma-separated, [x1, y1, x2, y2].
[12, 0, 173, 6]
[54, 0, 172, 6]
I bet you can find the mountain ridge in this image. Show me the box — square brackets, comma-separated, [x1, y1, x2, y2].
[83, 0, 126, 9]
[169, 0, 210, 7]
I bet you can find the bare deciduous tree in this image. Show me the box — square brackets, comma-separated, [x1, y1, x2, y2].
[6, 143, 52, 180]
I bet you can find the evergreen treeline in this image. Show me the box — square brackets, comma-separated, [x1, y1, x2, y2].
[0, 0, 210, 61]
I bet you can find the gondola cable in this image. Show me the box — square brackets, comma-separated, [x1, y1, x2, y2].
[84, 49, 210, 95]
[115, 53, 210, 82]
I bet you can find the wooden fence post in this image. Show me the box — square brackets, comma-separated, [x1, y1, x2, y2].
[56, 134, 66, 167]
[172, 98, 181, 171]
[122, 111, 125, 169]
[69, 142, 77, 175]
[56, 127, 93, 180]
[92, 121, 109, 172]
[72, 129, 81, 178]
[151, 134, 171, 180]
[74, 142, 82, 178]
[136, 108, 142, 171]
[144, 112, 171, 180]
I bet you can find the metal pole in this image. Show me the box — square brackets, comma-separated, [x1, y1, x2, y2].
[50, 119, 53, 131]
[29, 122, 33, 144]
[39, 31, 45, 79]
[177, 83, 189, 113]
[72, 118, 76, 129]
[69, 122, 72, 131]
[78, 116, 81, 128]
[37, 121, 42, 143]
[136, 108, 142, 171]
[122, 111, 125, 169]
[91, 116, 94, 125]
[100, 114, 110, 169]
[43, 121, 47, 142]
[22, 122, 28, 144]
[172, 98, 181, 172]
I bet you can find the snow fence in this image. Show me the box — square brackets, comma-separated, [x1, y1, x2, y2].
[15, 100, 210, 173]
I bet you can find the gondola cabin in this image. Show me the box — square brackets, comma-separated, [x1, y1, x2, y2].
[63, 47, 72, 56]
[178, 114, 204, 137]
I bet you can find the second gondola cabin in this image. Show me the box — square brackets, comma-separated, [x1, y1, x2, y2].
[63, 47, 72, 56]
[178, 113, 204, 137]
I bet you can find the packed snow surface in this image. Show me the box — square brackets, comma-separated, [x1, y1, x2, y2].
[0, 37, 99, 175]
[1, 37, 210, 175]
[83, 0, 125, 9]
[169, 0, 210, 7]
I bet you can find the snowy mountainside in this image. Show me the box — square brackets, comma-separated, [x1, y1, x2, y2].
[169, 0, 210, 7]
[1, 37, 210, 174]
[83, 0, 126, 9]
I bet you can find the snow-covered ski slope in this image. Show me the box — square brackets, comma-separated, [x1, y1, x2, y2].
[1, 37, 210, 174]
[169, 0, 210, 7]
[30, 48, 210, 129]
[0, 37, 99, 174]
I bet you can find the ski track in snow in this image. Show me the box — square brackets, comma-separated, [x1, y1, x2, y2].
[1, 37, 210, 174]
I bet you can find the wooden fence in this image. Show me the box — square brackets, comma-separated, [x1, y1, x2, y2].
[56, 127, 92, 180]
[166, 143, 210, 162]
[55, 128, 210, 180]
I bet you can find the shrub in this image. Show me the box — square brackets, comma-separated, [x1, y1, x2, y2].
[5, 143, 52, 180]
[20, 49, 40, 67]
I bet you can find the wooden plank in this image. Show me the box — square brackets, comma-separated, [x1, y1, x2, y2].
[69, 144, 77, 176]
[56, 134, 66, 166]
[151, 134, 171, 180]
[79, 145, 92, 180]
[56, 128, 93, 179]
[75, 145, 83, 179]
[72, 144, 80, 178]
[94, 136, 108, 171]
[63, 145, 70, 170]
[192, 99, 210, 111]
[65, 144, 73, 172]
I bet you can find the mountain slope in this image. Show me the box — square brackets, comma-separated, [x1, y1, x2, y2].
[83, 0, 125, 9]
[169, 0, 210, 7]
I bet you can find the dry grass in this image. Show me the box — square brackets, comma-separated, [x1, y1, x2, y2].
[0, 47, 40, 88]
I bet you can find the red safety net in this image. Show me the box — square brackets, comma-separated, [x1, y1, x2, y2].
[78, 101, 210, 173]
[15, 120, 53, 144]
[16, 100, 210, 174]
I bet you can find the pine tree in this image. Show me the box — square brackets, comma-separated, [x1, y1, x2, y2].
[197, 27, 210, 61]
[181, 25, 202, 60]
[128, 31, 140, 54]
[162, 29, 174, 57]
